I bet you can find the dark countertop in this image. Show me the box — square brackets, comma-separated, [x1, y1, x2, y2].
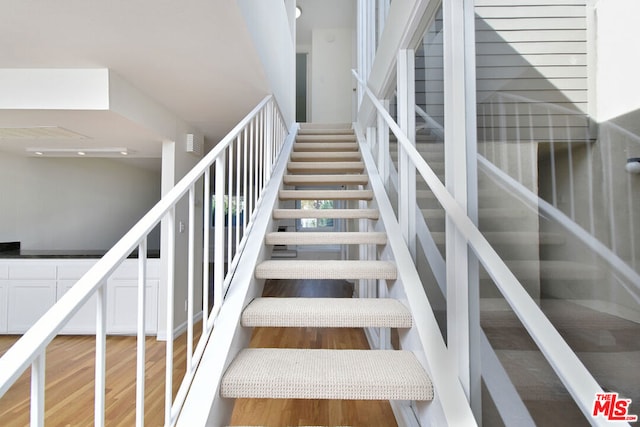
[0, 249, 161, 259]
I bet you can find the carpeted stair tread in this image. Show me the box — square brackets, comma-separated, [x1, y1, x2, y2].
[290, 152, 362, 162]
[273, 208, 379, 220]
[288, 161, 365, 173]
[299, 124, 352, 133]
[279, 189, 373, 201]
[242, 297, 412, 328]
[266, 231, 387, 246]
[298, 128, 353, 136]
[430, 231, 565, 246]
[293, 142, 359, 152]
[421, 207, 527, 219]
[416, 187, 503, 200]
[283, 174, 369, 186]
[221, 349, 433, 400]
[480, 260, 604, 281]
[389, 141, 443, 152]
[255, 260, 397, 280]
[296, 134, 356, 142]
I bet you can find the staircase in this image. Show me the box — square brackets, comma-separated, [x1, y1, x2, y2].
[388, 131, 611, 423]
[220, 125, 434, 407]
[389, 134, 602, 300]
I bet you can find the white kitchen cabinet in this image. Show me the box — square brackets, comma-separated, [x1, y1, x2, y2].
[106, 279, 159, 334]
[0, 259, 160, 335]
[0, 282, 7, 333]
[6, 262, 57, 334]
[7, 280, 57, 333]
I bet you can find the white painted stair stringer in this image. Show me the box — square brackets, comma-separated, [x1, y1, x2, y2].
[353, 124, 477, 425]
[174, 125, 299, 427]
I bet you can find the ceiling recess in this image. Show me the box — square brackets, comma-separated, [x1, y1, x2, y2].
[25, 147, 131, 157]
[0, 126, 88, 139]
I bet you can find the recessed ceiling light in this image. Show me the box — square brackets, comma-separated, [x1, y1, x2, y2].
[26, 147, 131, 157]
[296, 6, 302, 18]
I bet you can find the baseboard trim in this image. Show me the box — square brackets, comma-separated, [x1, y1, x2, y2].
[156, 311, 203, 341]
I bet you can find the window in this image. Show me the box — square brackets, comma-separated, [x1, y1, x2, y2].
[298, 199, 335, 229]
[211, 195, 244, 227]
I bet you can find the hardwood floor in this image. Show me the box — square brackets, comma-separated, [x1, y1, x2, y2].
[229, 279, 398, 427]
[0, 279, 397, 426]
[0, 326, 200, 426]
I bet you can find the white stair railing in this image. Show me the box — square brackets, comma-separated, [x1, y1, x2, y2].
[0, 95, 288, 427]
[353, 124, 477, 426]
[415, 102, 640, 304]
[353, 69, 619, 426]
[385, 161, 536, 426]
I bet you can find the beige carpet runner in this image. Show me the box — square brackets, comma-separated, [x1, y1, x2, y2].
[222, 349, 433, 400]
[221, 124, 433, 403]
[241, 297, 412, 328]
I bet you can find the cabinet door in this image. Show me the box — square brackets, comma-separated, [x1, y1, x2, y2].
[0, 281, 7, 333]
[106, 280, 158, 334]
[57, 281, 98, 334]
[7, 280, 57, 333]
[57, 261, 97, 334]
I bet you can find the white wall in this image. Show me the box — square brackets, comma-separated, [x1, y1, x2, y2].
[311, 28, 355, 123]
[594, 0, 640, 122]
[0, 152, 160, 250]
[158, 133, 204, 340]
[0, 68, 109, 110]
[237, 0, 296, 127]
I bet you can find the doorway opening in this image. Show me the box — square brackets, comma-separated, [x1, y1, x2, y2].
[296, 53, 308, 122]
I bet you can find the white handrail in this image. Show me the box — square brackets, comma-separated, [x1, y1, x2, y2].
[353, 69, 612, 425]
[478, 154, 640, 298]
[373, 96, 536, 421]
[0, 95, 287, 426]
[355, 124, 478, 425]
[415, 104, 445, 141]
[492, 91, 594, 124]
[414, 103, 640, 296]
[387, 143, 536, 427]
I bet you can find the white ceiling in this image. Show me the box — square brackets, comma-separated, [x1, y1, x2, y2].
[296, 0, 356, 46]
[0, 0, 270, 165]
[0, 0, 357, 168]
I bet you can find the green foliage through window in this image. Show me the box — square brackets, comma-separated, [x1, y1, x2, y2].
[299, 200, 334, 228]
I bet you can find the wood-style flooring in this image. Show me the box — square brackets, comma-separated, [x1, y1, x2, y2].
[0, 279, 397, 426]
[0, 324, 200, 427]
